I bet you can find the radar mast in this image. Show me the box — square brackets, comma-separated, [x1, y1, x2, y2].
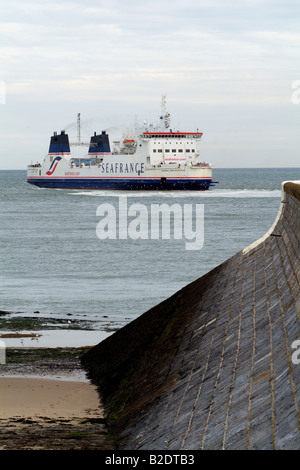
[161, 94, 170, 129]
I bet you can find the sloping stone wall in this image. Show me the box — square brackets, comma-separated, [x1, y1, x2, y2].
[82, 181, 300, 450]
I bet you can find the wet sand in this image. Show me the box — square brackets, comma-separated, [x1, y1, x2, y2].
[0, 348, 115, 450]
[0, 377, 103, 419]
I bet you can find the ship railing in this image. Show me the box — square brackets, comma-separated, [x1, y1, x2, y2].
[28, 163, 41, 168]
[192, 162, 210, 167]
[71, 158, 102, 168]
[70, 142, 89, 147]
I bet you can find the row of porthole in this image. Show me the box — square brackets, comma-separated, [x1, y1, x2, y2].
[153, 141, 193, 144]
[152, 149, 196, 153]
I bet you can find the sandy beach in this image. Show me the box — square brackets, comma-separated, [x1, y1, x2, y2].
[0, 377, 103, 419]
[0, 348, 115, 450]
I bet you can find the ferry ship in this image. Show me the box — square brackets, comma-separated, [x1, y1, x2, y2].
[27, 97, 217, 190]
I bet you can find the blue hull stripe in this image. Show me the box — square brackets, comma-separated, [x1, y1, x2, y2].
[27, 177, 213, 190]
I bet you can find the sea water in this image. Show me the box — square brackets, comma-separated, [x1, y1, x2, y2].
[1, 168, 299, 347]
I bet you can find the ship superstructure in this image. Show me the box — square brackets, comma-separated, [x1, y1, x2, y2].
[27, 97, 216, 190]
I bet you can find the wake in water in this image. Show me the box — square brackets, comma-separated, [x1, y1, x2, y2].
[68, 188, 282, 198]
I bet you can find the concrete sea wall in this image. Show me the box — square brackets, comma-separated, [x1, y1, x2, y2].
[82, 181, 300, 450]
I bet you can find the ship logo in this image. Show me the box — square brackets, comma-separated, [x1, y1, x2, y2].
[46, 156, 62, 175]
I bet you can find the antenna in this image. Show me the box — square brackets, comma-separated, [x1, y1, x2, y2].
[161, 94, 170, 129]
[67, 114, 90, 146]
[77, 113, 81, 143]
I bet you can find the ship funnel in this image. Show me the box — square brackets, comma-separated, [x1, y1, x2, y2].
[88, 131, 111, 155]
[48, 130, 70, 154]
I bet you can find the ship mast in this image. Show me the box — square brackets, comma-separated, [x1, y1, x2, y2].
[161, 94, 170, 129]
[69, 113, 89, 147]
[77, 113, 81, 143]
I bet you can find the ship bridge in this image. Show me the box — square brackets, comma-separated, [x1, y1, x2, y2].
[142, 131, 203, 138]
[141, 131, 203, 166]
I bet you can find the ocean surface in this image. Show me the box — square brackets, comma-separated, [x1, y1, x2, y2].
[1, 168, 300, 347]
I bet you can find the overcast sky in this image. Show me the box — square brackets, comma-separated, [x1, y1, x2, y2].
[0, 0, 299, 169]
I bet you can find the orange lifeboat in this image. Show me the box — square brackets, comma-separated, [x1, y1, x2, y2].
[123, 138, 136, 147]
